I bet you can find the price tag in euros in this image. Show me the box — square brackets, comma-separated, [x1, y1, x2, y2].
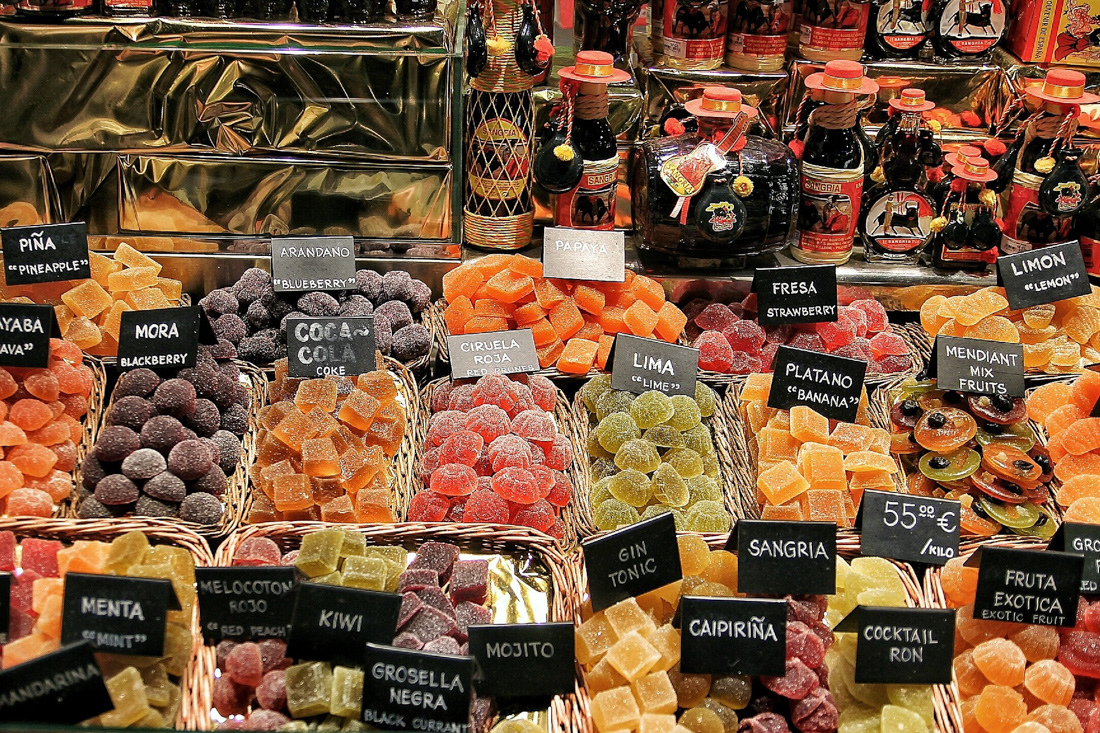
[859, 490, 960, 566]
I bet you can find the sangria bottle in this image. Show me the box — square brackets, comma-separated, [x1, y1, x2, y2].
[790, 60, 879, 265]
[867, 0, 927, 58]
[930, 156, 1000, 271]
[662, 0, 728, 69]
[929, 0, 1005, 57]
[725, 0, 792, 71]
[798, 0, 870, 61]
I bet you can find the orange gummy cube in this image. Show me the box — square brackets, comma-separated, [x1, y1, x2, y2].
[88, 251, 122, 286]
[576, 319, 604, 342]
[271, 408, 318, 452]
[102, 300, 133, 342]
[534, 279, 568, 309]
[537, 339, 565, 368]
[124, 287, 171, 311]
[61, 281, 113, 319]
[113, 242, 163, 274]
[485, 269, 534, 304]
[631, 276, 666, 311]
[598, 306, 627, 334]
[597, 335, 614, 370]
[156, 277, 183, 301]
[798, 444, 847, 491]
[623, 301, 659, 337]
[559, 338, 599, 374]
[273, 473, 313, 511]
[442, 266, 484, 302]
[301, 438, 340, 477]
[2, 632, 58, 669]
[57, 540, 109, 575]
[549, 300, 585, 340]
[444, 296, 475, 334]
[514, 302, 547, 326]
[319, 494, 356, 522]
[356, 372, 398, 402]
[756, 426, 800, 462]
[295, 379, 339, 413]
[107, 266, 158, 292]
[804, 489, 848, 522]
[464, 316, 509, 334]
[473, 299, 514, 318]
[64, 317, 103, 350]
[575, 285, 606, 315]
[37, 594, 63, 639]
[740, 373, 773, 403]
[529, 319, 558, 346]
[790, 406, 829, 444]
[762, 502, 804, 521]
[338, 391, 382, 432]
[508, 254, 543, 278]
[471, 254, 512, 279]
[654, 302, 687, 342]
[354, 487, 396, 522]
[758, 460, 811, 506]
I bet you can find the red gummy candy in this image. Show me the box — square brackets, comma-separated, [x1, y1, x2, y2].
[0, 531, 14, 571]
[471, 373, 516, 412]
[255, 670, 287, 711]
[233, 537, 282, 567]
[791, 687, 839, 733]
[426, 411, 465, 447]
[789, 331, 825, 352]
[447, 383, 477, 412]
[212, 675, 250, 717]
[430, 464, 478, 496]
[226, 641, 264, 687]
[786, 621, 826, 668]
[761, 657, 820, 700]
[765, 325, 794, 344]
[1062, 631, 1100, 679]
[431, 382, 454, 413]
[445, 496, 469, 522]
[512, 499, 556, 532]
[694, 331, 735, 372]
[491, 467, 539, 503]
[407, 491, 451, 521]
[730, 351, 764, 375]
[761, 343, 780, 372]
[813, 320, 856, 351]
[542, 434, 573, 470]
[21, 538, 62, 577]
[528, 375, 557, 412]
[10, 569, 40, 613]
[439, 431, 485, 467]
[546, 470, 573, 507]
[838, 307, 868, 338]
[488, 435, 531, 471]
[528, 464, 556, 499]
[695, 303, 738, 331]
[463, 405, 510, 445]
[722, 320, 766, 353]
[851, 299, 888, 332]
[741, 292, 758, 314]
[869, 331, 907, 358]
[462, 489, 510, 523]
[511, 410, 555, 442]
[419, 446, 442, 485]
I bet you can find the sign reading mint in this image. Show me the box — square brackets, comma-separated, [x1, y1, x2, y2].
[361, 644, 474, 732]
[1, 222, 89, 285]
[582, 512, 682, 612]
[858, 490, 959, 566]
[541, 227, 626, 282]
[448, 330, 539, 380]
[997, 241, 1090, 310]
[610, 333, 698, 397]
[768, 346, 866, 422]
[931, 336, 1025, 398]
[0, 642, 112, 724]
[731, 520, 837, 595]
[61, 573, 174, 656]
[117, 306, 204, 370]
[0, 303, 57, 369]
[753, 265, 838, 325]
[195, 567, 299, 643]
[286, 316, 376, 378]
[270, 236, 357, 293]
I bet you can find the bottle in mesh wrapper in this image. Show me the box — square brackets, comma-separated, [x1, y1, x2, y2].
[725, 0, 792, 70]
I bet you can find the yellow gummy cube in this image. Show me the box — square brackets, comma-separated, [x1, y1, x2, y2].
[639, 714, 678, 733]
[758, 460, 811, 506]
[586, 657, 627, 694]
[592, 687, 641, 733]
[88, 251, 122, 286]
[64, 317, 103, 350]
[790, 405, 829, 444]
[576, 613, 616, 665]
[61, 280, 113, 319]
[605, 631, 661, 682]
[156, 277, 183, 301]
[114, 242, 163, 275]
[54, 303, 74, 334]
[102, 300, 133, 341]
[631, 672, 677, 714]
[604, 597, 655, 638]
[108, 266, 158, 293]
[124, 286, 171, 311]
[640, 625, 680, 673]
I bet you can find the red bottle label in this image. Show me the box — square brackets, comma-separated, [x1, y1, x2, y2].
[795, 167, 863, 255]
[663, 0, 727, 60]
[1081, 237, 1100, 275]
[864, 190, 933, 253]
[556, 156, 618, 230]
[727, 0, 791, 55]
[876, 0, 927, 49]
[799, 2, 869, 51]
[1004, 178, 1073, 248]
[938, 0, 1004, 54]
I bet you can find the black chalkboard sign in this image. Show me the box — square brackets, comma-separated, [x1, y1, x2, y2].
[61, 574, 173, 656]
[195, 567, 298, 643]
[0, 303, 57, 369]
[286, 316, 377, 378]
[858, 490, 960, 566]
[754, 265, 839, 326]
[680, 596, 787, 676]
[731, 520, 837, 595]
[0, 642, 112, 724]
[1, 223, 90, 285]
[361, 644, 474, 732]
[768, 346, 866, 422]
[582, 513, 682, 612]
[997, 241, 1091, 310]
[285, 582, 401, 665]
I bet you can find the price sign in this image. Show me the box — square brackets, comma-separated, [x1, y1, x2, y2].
[858, 490, 959, 565]
[541, 228, 626, 282]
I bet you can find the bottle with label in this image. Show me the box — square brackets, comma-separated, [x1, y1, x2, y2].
[929, 0, 1005, 57]
[575, 0, 644, 59]
[867, 0, 928, 58]
[159, 0, 195, 15]
[633, 86, 798, 267]
[725, 0, 793, 70]
[1075, 186, 1100, 276]
[102, 0, 152, 16]
[998, 69, 1099, 254]
[534, 52, 627, 231]
[662, 0, 728, 69]
[791, 61, 879, 265]
[861, 89, 937, 264]
[15, 0, 90, 16]
[798, 0, 870, 60]
[930, 155, 1001, 270]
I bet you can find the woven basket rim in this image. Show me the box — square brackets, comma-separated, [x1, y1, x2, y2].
[200, 521, 578, 733]
[74, 358, 267, 539]
[240, 355, 418, 527]
[570, 381, 747, 540]
[0, 516, 214, 730]
[410, 375, 586, 549]
[56, 353, 108, 519]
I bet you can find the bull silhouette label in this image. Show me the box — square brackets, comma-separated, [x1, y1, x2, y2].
[727, 0, 792, 58]
[799, 0, 870, 49]
[937, 0, 1004, 53]
[875, 0, 927, 49]
[555, 156, 619, 231]
[795, 170, 865, 255]
[662, 0, 727, 60]
[863, 191, 933, 254]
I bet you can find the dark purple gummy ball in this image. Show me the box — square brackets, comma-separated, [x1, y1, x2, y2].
[179, 492, 224, 525]
[94, 474, 139, 505]
[232, 268, 273, 306]
[95, 426, 141, 462]
[221, 403, 249, 436]
[392, 324, 431, 363]
[115, 368, 161, 399]
[296, 292, 340, 317]
[141, 415, 185, 454]
[245, 300, 272, 330]
[381, 270, 412, 302]
[107, 396, 156, 432]
[209, 432, 242, 476]
[135, 495, 179, 518]
[375, 300, 413, 331]
[185, 399, 222, 438]
[210, 339, 238, 360]
[199, 289, 239, 317]
[77, 497, 114, 519]
[339, 295, 374, 318]
[152, 378, 197, 419]
[80, 453, 107, 490]
[180, 364, 220, 400]
[279, 312, 305, 341]
[168, 439, 214, 481]
[408, 279, 432, 313]
[213, 314, 248, 345]
[200, 437, 222, 467]
[238, 334, 278, 363]
[143, 471, 187, 502]
[355, 269, 384, 302]
[218, 361, 241, 383]
[121, 448, 167, 481]
[191, 466, 228, 497]
[374, 313, 393, 356]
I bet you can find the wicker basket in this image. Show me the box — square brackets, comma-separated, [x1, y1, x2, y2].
[923, 537, 1049, 733]
[1024, 379, 1079, 525]
[55, 353, 108, 518]
[241, 355, 418, 528]
[872, 381, 1061, 540]
[408, 376, 587, 548]
[0, 516, 214, 729]
[566, 532, 939, 733]
[192, 521, 579, 733]
[570, 381, 748, 541]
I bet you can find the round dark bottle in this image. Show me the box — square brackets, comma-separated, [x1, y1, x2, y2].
[931, 156, 1000, 271]
[867, 0, 928, 58]
[929, 0, 1005, 57]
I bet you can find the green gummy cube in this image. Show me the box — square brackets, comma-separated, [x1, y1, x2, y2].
[103, 531, 149, 575]
[342, 557, 388, 591]
[319, 715, 344, 731]
[330, 666, 365, 718]
[296, 529, 345, 577]
[140, 663, 171, 707]
[339, 532, 367, 559]
[313, 572, 345, 586]
[362, 546, 408, 565]
[286, 662, 333, 718]
[100, 667, 151, 728]
[342, 719, 369, 731]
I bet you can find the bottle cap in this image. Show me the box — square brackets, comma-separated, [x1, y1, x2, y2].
[559, 51, 631, 85]
[1025, 68, 1099, 105]
[889, 88, 936, 112]
[684, 87, 759, 119]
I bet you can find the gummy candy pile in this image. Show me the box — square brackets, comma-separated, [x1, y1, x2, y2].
[442, 254, 687, 373]
[825, 556, 934, 733]
[79, 345, 249, 525]
[0, 338, 94, 518]
[685, 296, 910, 376]
[1028, 373, 1100, 525]
[250, 367, 406, 524]
[888, 378, 1055, 538]
[581, 375, 727, 533]
[739, 374, 894, 527]
[215, 531, 497, 732]
[1, 530, 195, 727]
[940, 555, 1090, 733]
[0, 243, 185, 357]
[199, 268, 432, 366]
[409, 373, 572, 537]
[919, 286, 1100, 374]
[579, 535, 842, 733]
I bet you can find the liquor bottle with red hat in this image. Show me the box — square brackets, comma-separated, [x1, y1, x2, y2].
[929, 0, 1005, 57]
[860, 88, 938, 264]
[867, 0, 929, 59]
[632, 86, 798, 266]
[996, 68, 1097, 254]
[533, 51, 626, 231]
[930, 154, 1001, 270]
[790, 60, 879, 265]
